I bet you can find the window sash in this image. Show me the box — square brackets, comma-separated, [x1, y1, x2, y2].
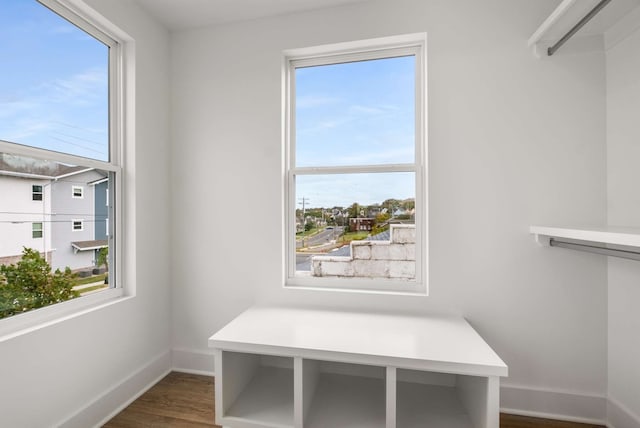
[283, 34, 427, 294]
[32, 185, 43, 201]
[32, 222, 43, 239]
[72, 186, 84, 198]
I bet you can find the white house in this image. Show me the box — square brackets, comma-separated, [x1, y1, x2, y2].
[0, 162, 52, 266]
[1, 1, 639, 427]
[0, 153, 107, 272]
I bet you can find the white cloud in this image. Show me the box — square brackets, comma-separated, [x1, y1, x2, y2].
[0, 68, 108, 159]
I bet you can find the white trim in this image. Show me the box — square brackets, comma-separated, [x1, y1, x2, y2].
[607, 395, 640, 428]
[32, 184, 44, 200]
[500, 383, 607, 425]
[0, 290, 127, 342]
[0, 140, 120, 174]
[32, 221, 44, 239]
[527, 0, 578, 47]
[283, 33, 428, 294]
[172, 348, 216, 376]
[71, 185, 84, 199]
[0, 0, 132, 338]
[58, 350, 172, 428]
[72, 219, 84, 231]
[38, 0, 116, 47]
[56, 167, 94, 180]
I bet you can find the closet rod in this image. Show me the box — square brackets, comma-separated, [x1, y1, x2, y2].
[547, 0, 611, 56]
[550, 238, 640, 261]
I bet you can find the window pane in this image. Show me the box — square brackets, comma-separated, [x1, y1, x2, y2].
[0, 0, 109, 161]
[295, 56, 415, 167]
[0, 152, 112, 319]
[32, 185, 43, 201]
[295, 172, 416, 281]
[32, 222, 43, 238]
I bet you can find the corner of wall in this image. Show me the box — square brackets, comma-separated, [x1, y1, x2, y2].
[58, 350, 172, 428]
[172, 347, 215, 376]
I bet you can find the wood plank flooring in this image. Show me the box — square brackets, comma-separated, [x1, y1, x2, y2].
[103, 372, 605, 428]
[103, 372, 219, 427]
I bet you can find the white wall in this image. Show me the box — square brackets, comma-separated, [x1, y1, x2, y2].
[171, 0, 608, 420]
[606, 18, 640, 427]
[0, 1, 172, 426]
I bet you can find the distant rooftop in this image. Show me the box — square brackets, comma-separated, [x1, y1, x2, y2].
[0, 152, 90, 179]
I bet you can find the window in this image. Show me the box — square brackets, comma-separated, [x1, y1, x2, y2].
[32, 185, 43, 201]
[32, 222, 43, 239]
[72, 186, 84, 198]
[0, 0, 123, 324]
[284, 34, 427, 294]
[72, 219, 84, 231]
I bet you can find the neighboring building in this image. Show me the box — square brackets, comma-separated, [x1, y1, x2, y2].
[91, 177, 109, 241]
[349, 217, 375, 232]
[0, 153, 108, 272]
[50, 169, 108, 271]
[0, 173, 52, 266]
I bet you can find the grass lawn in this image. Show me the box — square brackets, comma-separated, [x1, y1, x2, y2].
[74, 273, 107, 286]
[341, 231, 370, 242]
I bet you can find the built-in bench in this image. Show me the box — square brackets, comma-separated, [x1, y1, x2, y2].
[209, 306, 508, 428]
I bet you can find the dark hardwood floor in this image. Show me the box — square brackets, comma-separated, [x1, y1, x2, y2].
[103, 372, 605, 428]
[103, 372, 219, 427]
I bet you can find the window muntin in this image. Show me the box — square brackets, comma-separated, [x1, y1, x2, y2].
[32, 185, 43, 201]
[0, 0, 121, 323]
[32, 222, 43, 239]
[72, 219, 84, 231]
[285, 35, 426, 294]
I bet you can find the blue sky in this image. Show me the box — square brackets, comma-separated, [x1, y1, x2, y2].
[295, 55, 416, 208]
[0, 0, 109, 161]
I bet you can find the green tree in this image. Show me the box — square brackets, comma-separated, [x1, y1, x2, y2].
[96, 247, 109, 284]
[0, 248, 79, 319]
[349, 202, 360, 218]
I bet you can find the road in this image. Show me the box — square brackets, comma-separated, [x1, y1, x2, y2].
[297, 226, 344, 249]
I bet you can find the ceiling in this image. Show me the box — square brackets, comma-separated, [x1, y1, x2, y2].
[132, 0, 372, 31]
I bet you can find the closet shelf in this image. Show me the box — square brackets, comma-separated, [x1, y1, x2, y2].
[528, 0, 638, 57]
[530, 226, 640, 260]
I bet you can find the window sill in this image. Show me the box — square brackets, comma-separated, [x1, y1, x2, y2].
[0, 288, 130, 342]
[285, 277, 427, 296]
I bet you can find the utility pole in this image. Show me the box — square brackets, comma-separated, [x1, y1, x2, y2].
[298, 197, 310, 247]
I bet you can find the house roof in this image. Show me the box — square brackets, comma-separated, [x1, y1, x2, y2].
[71, 240, 108, 252]
[0, 152, 86, 179]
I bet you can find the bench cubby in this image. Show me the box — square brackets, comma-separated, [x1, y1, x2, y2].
[210, 307, 507, 428]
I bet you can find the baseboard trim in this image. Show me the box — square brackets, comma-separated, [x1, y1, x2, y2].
[608, 395, 640, 428]
[172, 347, 215, 376]
[500, 384, 608, 426]
[58, 350, 172, 428]
[101, 349, 635, 428]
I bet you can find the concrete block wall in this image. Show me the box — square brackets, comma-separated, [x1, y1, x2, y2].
[311, 225, 416, 279]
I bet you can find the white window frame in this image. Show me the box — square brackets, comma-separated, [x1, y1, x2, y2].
[32, 222, 43, 239]
[283, 33, 428, 295]
[32, 185, 43, 201]
[72, 185, 84, 199]
[0, 0, 131, 340]
[72, 219, 84, 232]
